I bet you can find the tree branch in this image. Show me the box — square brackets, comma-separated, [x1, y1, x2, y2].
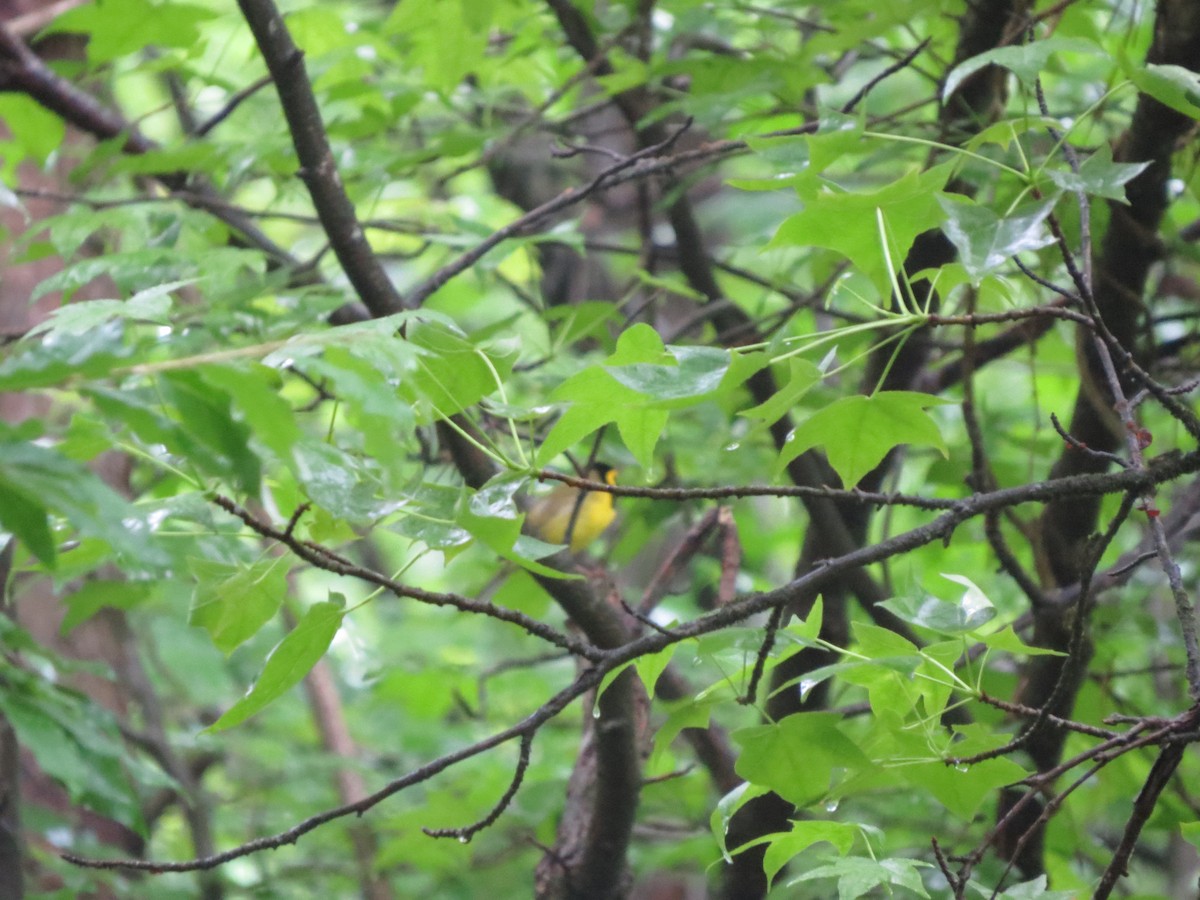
[235, 0, 404, 317]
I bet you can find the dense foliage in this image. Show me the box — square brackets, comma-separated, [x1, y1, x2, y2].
[1, 0, 1199, 897]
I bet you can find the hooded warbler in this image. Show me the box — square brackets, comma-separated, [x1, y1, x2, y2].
[526, 464, 617, 553]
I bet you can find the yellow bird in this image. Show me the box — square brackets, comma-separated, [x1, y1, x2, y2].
[526, 465, 618, 553]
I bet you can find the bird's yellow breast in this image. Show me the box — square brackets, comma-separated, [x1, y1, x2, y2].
[526, 468, 617, 552]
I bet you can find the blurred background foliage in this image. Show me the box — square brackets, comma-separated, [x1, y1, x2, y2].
[0, 0, 1199, 897]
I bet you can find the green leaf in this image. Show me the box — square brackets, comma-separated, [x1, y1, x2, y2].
[615, 406, 669, 468]
[160, 370, 262, 495]
[540, 326, 741, 466]
[937, 196, 1056, 283]
[45, 0, 216, 62]
[458, 490, 576, 578]
[943, 37, 1103, 101]
[104, 143, 226, 178]
[965, 116, 1064, 153]
[595, 660, 636, 704]
[1127, 63, 1200, 119]
[596, 48, 650, 96]
[457, 503, 520, 550]
[972, 625, 1065, 656]
[391, 481, 470, 550]
[736, 133, 817, 192]
[385, 0, 493, 92]
[763, 821, 859, 883]
[0, 96, 66, 167]
[966, 875, 1075, 899]
[739, 358, 822, 426]
[291, 442, 384, 521]
[0, 673, 145, 831]
[913, 639, 963, 719]
[1043, 144, 1149, 203]
[609, 323, 667, 364]
[0, 439, 163, 568]
[31, 248, 190, 304]
[544, 301, 620, 347]
[542, 371, 667, 468]
[548, 366, 636, 409]
[262, 310, 429, 366]
[777, 391, 948, 487]
[769, 164, 953, 293]
[0, 321, 129, 390]
[208, 598, 345, 732]
[404, 321, 508, 420]
[633, 643, 677, 697]
[302, 346, 417, 463]
[27, 280, 188, 338]
[87, 384, 193, 452]
[469, 473, 523, 520]
[734, 713, 870, 806]
[199, 363, 304, 465]
[881, 594, 977, 634]
[786, 855, 932, 898]
[607, 345, 731, 403]
[188, 558, 288, 655]
[784, 596, 823, 643]
[903, 755, 1026, 821]
[880, 574, 996, 634]
[62, 580, 157, 634]
[632, 269, 707, 302]
[711, 782, 771, 862]
[649, 697, 713, 772]
[834, 623, 961, 725]
[1183, 820, 1200, 851]
[313, 342, 419, 421]
[0, 479, 56, 566]
[806, 112, 868, 174]
[536, 401, 606, 466]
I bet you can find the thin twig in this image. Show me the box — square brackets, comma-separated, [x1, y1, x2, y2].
[195, 74, 274, 137]
[539, 469, 959, 510]
[407, 118, 696, 308]
[1094, 738, 1189, 898]
[739, 605, 783, 706]
[210, 494, 604, 661]
[423, 734, 535, 842]
[64, 664, 611, 872]
[840, 38, 931, 114]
